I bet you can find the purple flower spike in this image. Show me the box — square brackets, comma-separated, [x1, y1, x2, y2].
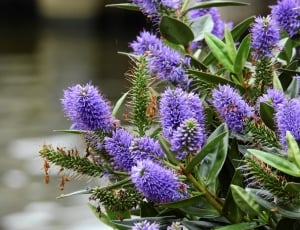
[275, 99, 300, 148]
[258, 88, 288, 110]
[159, 87, 206, 140]
[130, 0, 158, 16]
[130, 137, 164, 162]
[212, 85, 254, 133]
[132, 220, 160, 230]
[271, 0, 300, 37]
[250, 15, 280, 59]
[171, 118, 206, 159]
[131, 159, 186, 203]
[130, 31, 162, 55]
[61, 83, 114, 131]
[148, 44, 190, 87]
[104, 129, 134, 172]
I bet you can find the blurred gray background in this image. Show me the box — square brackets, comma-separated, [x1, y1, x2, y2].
[0, 1, 275, 229]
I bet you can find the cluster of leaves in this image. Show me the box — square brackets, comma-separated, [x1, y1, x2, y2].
[38, 0, 300, 230]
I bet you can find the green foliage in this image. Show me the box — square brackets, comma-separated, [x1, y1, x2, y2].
[126, 56, 154, 136]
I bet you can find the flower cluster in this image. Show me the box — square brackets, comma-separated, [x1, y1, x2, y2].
[39, 0, 300, 229]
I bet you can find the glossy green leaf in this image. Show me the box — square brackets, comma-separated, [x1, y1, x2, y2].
[259, 102, 275, 131]
[105, 3, 140, 11]
[199, 124, 229, 187]
[158, 135, 180, 165]
[184, 1, 249, 14]
[186, 55, 208, 71]
[215, 222, 263, 230]
[182, 219, 226, 230]
[202, 16, 254, 66]
[284, 182, 300, 192]
[278, 37, 293, 64]
[112, 91, 129, 117]
[286, 131, 300, 169]
[188, 70, 244, 93]
[234, 35, 250, 74]
[285, 77, 299, 99]
[53, 129, 86, 134]
[191, 14, 214, 41]
[88, 203, 116, 228]
[273, 73, 284, 91]
[160, 16, 194, 45]
[204, 32, 234, 72]
[56, 189, 90, 199]
[247, 149, 300, 177]
[230, 185, 263, 217]
[160, 194, 204, 208]
[279, 60, 298, 90]
[140, 202, 158, 217]
[224, 26, 237, 63]
[247, 188, 300, 220]
[180, 205, 219, 217]
[185, 131, 227, 173]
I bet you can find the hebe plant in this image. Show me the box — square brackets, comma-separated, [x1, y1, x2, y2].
[38, 0, 300, 229]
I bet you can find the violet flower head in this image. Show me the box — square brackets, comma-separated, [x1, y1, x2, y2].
[148, 44, 190, 87]
[132, 220, 160, 230]
[130, 0, 158, 16]
[159, 87, 205, 140]
[212, 85, 254, 133]
[104, 129, 134, 171]
[275, 99, 300, 148]
[131, 159, 186, 203]
[130, 31, 162, 55]
[130, 0, 181, 17]
[171, 118, 206, 159]
[129, 136, 164, 162]
[258, 88, 288, 110]
[61, 83, 114, 131]
[271, 0, 300, 37]
[250, 15, 280, 59]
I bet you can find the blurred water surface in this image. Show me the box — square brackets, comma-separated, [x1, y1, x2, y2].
[0, 14, 142, 230]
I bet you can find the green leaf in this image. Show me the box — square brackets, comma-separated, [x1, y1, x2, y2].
[140, 202, 158, 217]
[247, 149, 300, 177]
[285, 77, 299, 99]
[230, 185, 263, 217]
[215, 222, 263, 230]
[88, 203, 117, 228]
[279, 60, 299, 90]
[186, 55, 208, 71]
[184, 1, 249, 14]
[278, 37, 293, 64]
[284, 182, 300, 192]
[202, 16, 254, 66]
[224, 26, 237, 63]
[56, 189, 90, 199]
[112, 91, 129, 117]
[247, 188, 300, 220]
[259, 102, 275, 131]
[234, 35, 250, 74]
[199, 124, 229, 187]
[230, 16, 255, 41]
[105, 3, 140, 11]
[188, 69, 245, 93]
[286, 131, 300, 169]
[53, 129, 86, 134]
[160, 16, 194, 45]
[185, 126, 227, 173]
[191, 14, 214, 41]
[158, 135, 180, 165]
[182, 219, 226, 230]
[273, 73, 284, 91]
[204, 32, 234, 72]
[160, 194, 204, 209]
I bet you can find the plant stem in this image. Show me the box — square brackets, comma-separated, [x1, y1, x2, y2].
[181, 0, 190, 13]
[184, 170, 223, 213]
